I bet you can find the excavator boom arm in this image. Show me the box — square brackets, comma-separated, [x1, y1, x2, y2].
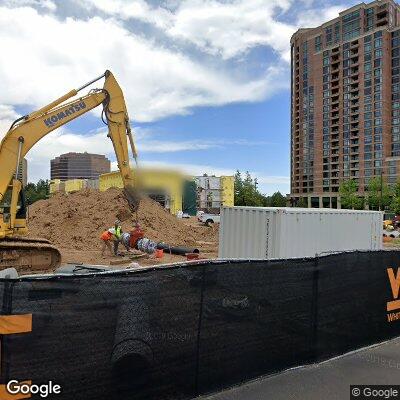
[0, 90, 105, 202]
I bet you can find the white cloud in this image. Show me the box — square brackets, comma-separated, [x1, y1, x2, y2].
[81, 0, 295, 61]
[166, 0, 294, 61]
[80, 0, 347, 63]
[0, 5, 285, 123]
[140, 140, 216, 152]
[0, 105, 19, 137]
[296, 5, 346, 29]
[78, 0, 173, 29]
[2, 0, 56, 11]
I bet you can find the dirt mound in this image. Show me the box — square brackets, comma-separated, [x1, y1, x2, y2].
[28, 188, 217, 253]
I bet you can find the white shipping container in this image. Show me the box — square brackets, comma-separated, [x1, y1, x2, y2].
[218, 207, 383, 259]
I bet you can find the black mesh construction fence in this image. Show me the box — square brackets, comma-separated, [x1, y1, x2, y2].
[0, 250, 399, 399]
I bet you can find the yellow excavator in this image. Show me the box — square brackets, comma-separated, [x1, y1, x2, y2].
[0, 70, 139, 271]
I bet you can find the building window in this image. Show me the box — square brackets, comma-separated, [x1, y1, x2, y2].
[374, 38, 383, 48]
[315, 35, 322, 52]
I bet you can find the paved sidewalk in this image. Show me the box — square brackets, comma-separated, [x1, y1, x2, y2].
[200, 337, 400, 400]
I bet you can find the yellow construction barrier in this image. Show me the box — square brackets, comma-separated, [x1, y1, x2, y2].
[49, 179, 61, 195]
[65, 179, 85, 193]
[221, 176, 234, 207]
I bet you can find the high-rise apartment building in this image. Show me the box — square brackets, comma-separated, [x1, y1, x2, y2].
[290, 0, 400, 208]
[50, 152, 110, 181]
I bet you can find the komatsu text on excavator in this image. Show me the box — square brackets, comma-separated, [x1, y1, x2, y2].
[0, 70, 139, 272]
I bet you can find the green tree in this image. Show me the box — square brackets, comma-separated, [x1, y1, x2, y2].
[234, 170, 244, 205]
[339, 179, 364, 209]
[390, 182, 400, 214]
[295, 198, 308, 208]
[234, 170, 268, 207]
[366, 177, 391, 210]
[23, 179, 49, 205]
[270, 192, 287, 207]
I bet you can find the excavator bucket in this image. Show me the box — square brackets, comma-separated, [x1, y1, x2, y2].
[123, 186, 141, 213]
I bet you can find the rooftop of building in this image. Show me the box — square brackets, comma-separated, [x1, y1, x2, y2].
[291, 0, 400, 43]
[52, 152, 110, 159]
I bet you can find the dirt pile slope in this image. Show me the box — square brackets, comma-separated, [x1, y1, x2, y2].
[28, 188, 217, 253]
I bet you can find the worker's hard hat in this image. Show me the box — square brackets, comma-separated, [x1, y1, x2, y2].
[108, 228, 116, 235]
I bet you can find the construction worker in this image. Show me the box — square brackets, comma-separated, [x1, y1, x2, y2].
[129, 223, 144, 248]
[112, 219, 123, 255]
[100, 228, 115, 256]
[119, 223, 145, 252]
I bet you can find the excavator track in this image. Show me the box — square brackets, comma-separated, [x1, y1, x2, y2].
[0, 237, 62, 274]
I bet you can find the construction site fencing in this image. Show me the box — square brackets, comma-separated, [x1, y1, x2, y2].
[0, 250, 400, 399]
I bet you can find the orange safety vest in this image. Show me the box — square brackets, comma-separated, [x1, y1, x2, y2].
[100, 231, 112, 241]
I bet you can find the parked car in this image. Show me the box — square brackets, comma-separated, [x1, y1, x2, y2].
[383, 229, 400, 238]
[199, 213, 220, 226]
[197, 211, 205, 221]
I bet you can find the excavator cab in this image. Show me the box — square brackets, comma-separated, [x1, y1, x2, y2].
[0, 186, 27, 220]
[16, 189, 27, 219]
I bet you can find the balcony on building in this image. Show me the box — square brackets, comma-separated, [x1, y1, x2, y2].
[331, 53, 340, 62]
[350, 161, 359, 168]
[350, 40, 359, 49]
[351, 67, 359, 76]
[350, 83, 359, 91]
[331, 110, 339, 118]
[351, 153, 360, 161]
[350, 98, 359, 107]
[350, 115, 359, 122]
[331, 95, 340, 105]
[331, 120, 339, 127]
[350, 57, 359, 67]
[350, 48, 359, 56]
[350, 93, 359, 102]
[376, 4, 388, 26]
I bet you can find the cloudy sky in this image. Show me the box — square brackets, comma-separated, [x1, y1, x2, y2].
[0, 0, 357, 194]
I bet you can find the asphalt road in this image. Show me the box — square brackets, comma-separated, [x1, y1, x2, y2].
[200, 337, 400, 400]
